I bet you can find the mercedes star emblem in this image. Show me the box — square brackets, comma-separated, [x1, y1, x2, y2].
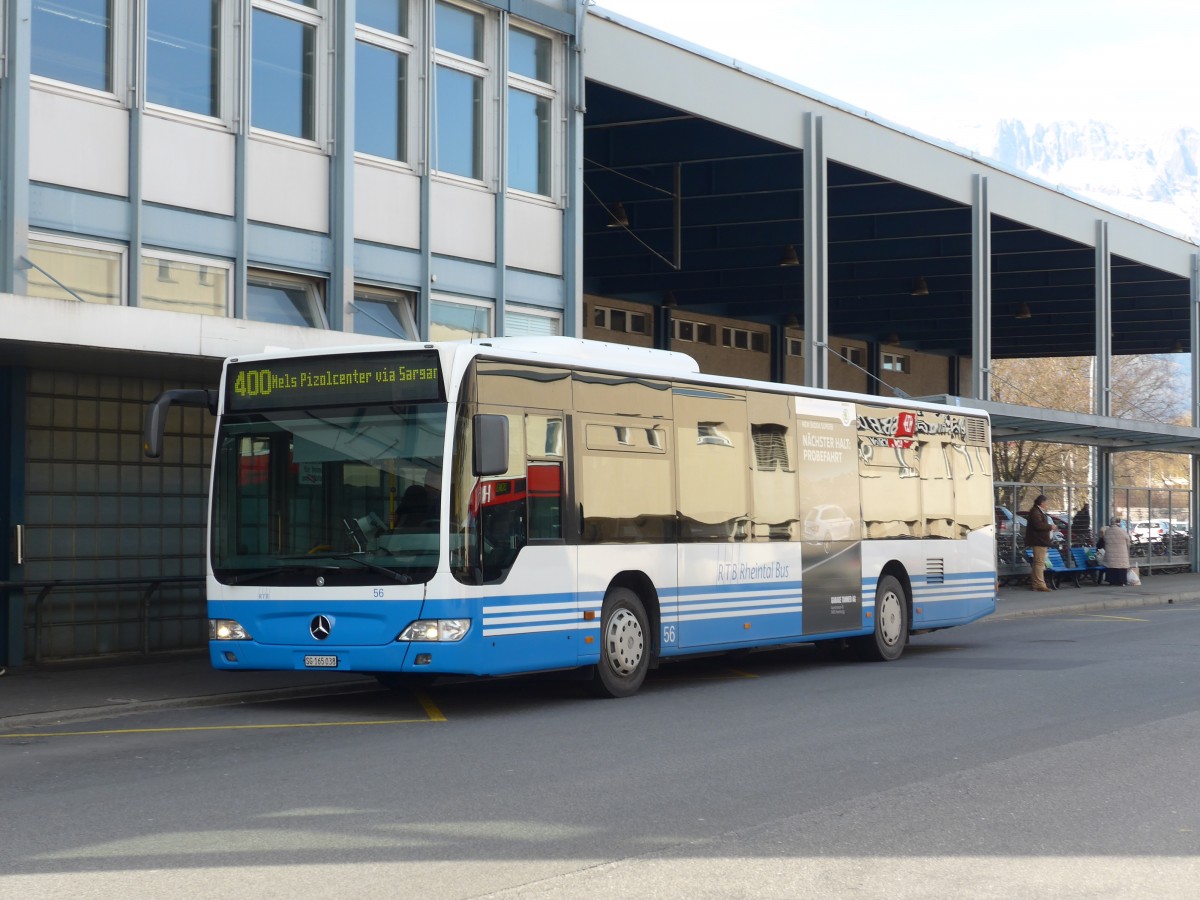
[310, 615, 332, 641]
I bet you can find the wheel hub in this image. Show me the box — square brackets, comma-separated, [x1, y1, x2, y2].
[604, 608, 644, 676]
[878, 590, 902, 646]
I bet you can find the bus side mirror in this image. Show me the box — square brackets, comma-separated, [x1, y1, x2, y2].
[473, 414, 509, 476]
[143, 389, 217, 459]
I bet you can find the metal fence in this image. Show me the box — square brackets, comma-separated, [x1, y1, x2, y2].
[995, 482, 1193, 584]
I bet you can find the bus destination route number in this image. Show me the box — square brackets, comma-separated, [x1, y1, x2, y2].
[226, 351, 443, 411]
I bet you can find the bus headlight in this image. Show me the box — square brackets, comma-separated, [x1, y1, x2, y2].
[210, 619, 252, 641]
[397, 619, 470, 642]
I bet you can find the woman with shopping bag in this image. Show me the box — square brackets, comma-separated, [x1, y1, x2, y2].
[1098, 517, 1132, 586]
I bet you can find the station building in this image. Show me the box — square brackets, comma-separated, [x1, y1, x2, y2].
[3, 1, 1199, 665]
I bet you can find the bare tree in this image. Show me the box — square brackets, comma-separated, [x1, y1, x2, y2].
[990, 354, 1191, 492]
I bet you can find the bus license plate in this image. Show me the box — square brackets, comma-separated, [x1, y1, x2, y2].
[304, 655, 338, 668]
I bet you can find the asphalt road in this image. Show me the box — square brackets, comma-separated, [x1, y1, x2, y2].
[3, 603, 1199, 899]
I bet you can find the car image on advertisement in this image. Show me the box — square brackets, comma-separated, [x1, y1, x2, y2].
[804, 504, 855, 550]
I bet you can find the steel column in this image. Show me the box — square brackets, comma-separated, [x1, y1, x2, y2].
[802, 113, 828, 390]
[970, 174, 991, 401]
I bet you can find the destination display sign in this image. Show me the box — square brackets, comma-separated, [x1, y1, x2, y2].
[225, 351, 444, 412]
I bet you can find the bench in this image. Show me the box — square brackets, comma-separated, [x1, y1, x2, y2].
[1024, 547, 1091, 588]
[1069, 547, 1107, 585]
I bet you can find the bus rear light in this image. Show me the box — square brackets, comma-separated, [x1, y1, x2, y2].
[397, 619, 470, 642]
[210, 619, 252, 641]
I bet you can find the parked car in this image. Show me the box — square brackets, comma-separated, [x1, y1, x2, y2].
[1131, 520, 1169, 545]
[995, 506, 1026, 537]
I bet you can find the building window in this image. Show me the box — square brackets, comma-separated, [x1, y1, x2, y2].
[246, 270, 326, 328]
[507, 26, 555, 197]
[593, 305, 648, 336]
[672, 319, 714, 344]
[881, 352, 910, 374]
[141, 251, 230, 316]
[26, 235, 125, 305]
[31, 0, 114, 93]
[147, 0, 220, 117]
[433, 1, 488, 181]
[505, 305, 561, 337]
[251, 2, 323, 141]
[357, 0, 407, 35]
[431, 296, 492, 340]
[721, 326, 767, 352]
[786, 337, 804, 357]
[352, 285, 417, 338]
[356, 1, 411, 162]
[840, 345, 865, 367]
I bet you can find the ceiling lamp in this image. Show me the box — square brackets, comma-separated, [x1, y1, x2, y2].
[785, 314, 800, 328]
[663, 291, 678, 308]
[910, 276, 929, 296]
[1015, 301, 1032, 320]
[606, 202, 629, 228]
[779, 245, 800, 267]
[885, 331, 900, 344]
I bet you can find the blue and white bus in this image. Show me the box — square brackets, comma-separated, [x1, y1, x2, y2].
[145, 337, 996, 697]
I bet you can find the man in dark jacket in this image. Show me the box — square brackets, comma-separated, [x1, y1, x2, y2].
[1026, 494, 1054, 591]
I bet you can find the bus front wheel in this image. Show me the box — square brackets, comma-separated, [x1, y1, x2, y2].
[589, 587, 650, 698]
[854, 574, 908, 661]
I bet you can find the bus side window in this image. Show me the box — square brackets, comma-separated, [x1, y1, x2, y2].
[528, 462, 562, 540]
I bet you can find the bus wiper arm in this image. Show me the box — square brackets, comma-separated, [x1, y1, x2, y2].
[327, 554, 413, 584]
[230, 565, 331, 585]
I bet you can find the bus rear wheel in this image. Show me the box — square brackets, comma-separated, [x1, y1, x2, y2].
[854, 574, 908, 661]
[589, 587, 650, 698]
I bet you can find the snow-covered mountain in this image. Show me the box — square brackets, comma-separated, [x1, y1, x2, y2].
[947, 120, 1200, 240]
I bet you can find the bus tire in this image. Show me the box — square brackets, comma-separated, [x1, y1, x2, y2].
[854, 574, 908, 661]
[589, 587, 650, 698]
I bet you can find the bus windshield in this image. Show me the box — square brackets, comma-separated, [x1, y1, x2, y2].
[211, 404, 447, 586]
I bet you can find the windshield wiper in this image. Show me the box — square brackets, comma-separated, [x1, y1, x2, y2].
[229, 565, 333, 585]
[325, 553, 413, 584]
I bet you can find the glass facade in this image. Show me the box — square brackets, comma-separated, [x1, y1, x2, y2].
[434, 2, 485, 180]
[508, 88, 550, 194]
[31, 0, 112, 91]
[246, 273, 326, 328]
[431, 297, 491, 340]
[147, 0, 220, 116]
[140, 254, 229, 317]
[358, 0, 409, 37]
[435, 65, 483, 179]
[356, 40, 407, 161]
[26, 239, 123, 305]
[251, 8, 316, 140]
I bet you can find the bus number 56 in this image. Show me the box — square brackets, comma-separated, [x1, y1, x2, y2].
[662, 625, 676, 644]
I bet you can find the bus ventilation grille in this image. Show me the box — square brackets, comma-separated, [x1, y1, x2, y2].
[965, 417, 989, 445]
[926, 559, 945, 584]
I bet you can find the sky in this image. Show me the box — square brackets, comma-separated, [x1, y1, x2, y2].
[592, 1, 1200, 146]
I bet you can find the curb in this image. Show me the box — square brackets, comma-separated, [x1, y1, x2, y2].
[993, 592, 1200, 620]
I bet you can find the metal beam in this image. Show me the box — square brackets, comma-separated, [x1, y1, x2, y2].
[971, 175, 991, 401]
[802, 113, 828, 389]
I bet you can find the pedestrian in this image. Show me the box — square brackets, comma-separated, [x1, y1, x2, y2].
[1026, 494, 1054, 591]
[1072, 502, 1092, 546]
[1097, 516, 1131, 586]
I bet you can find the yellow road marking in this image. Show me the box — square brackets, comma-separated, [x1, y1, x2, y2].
[724, 668, 759, 679]
[1078, 614, 1148, 622]
[413, 689, 447, 721]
